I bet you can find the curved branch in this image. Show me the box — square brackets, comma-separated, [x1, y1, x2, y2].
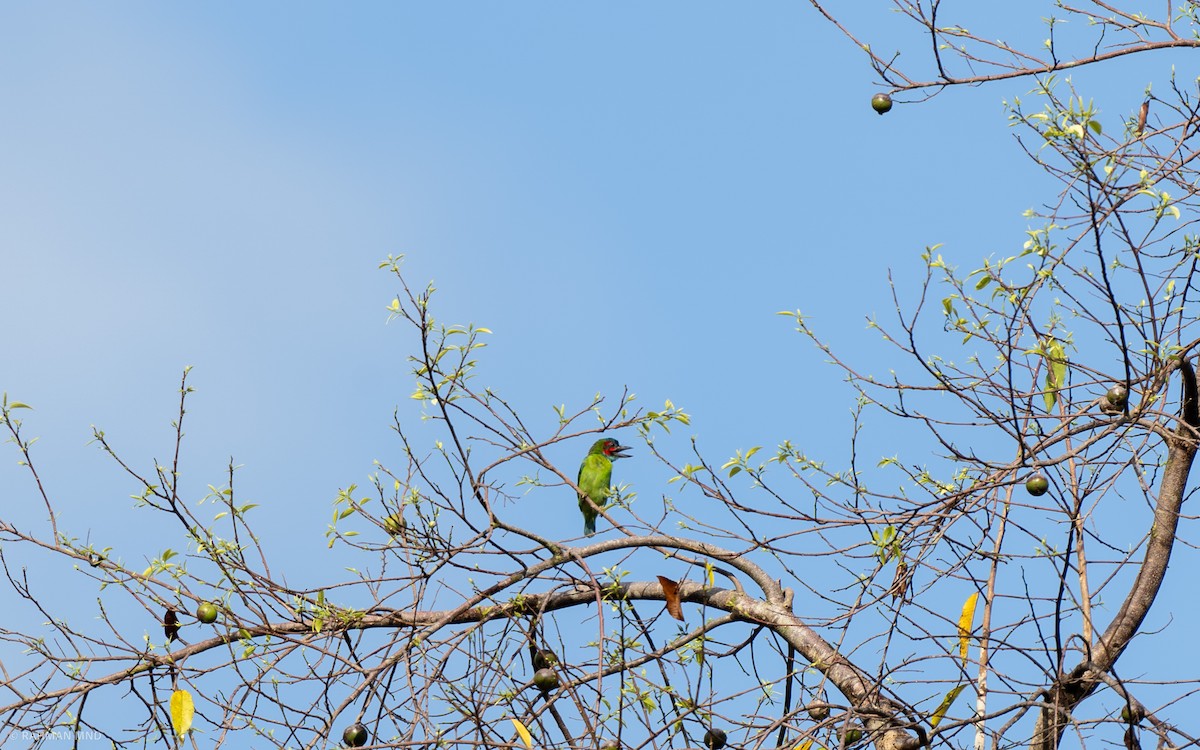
[1031, 359, 1199, 750]
[2, 555, 921, 750]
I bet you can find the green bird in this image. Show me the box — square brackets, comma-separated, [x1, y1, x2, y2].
[576, 437, 632, 537]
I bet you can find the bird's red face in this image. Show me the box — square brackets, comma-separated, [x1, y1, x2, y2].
[603, 439, 632, 460]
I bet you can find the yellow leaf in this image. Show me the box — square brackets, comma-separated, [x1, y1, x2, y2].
[705, 562, 715, 588]
[511, 718, 533, 749]
[930, 684, 966, 727]
[170, 689, 195, 737]
[794, 740, 815, 750]
[957, 592, 979, 663]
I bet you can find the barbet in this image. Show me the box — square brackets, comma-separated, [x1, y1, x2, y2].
[576, 437, 631, 536]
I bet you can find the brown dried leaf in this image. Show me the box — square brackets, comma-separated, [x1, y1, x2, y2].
[1124, 727, 1141, 750]
[164, 608, 179, 643]
[657, 575, 684, 621]
[888, 559, 911, 602]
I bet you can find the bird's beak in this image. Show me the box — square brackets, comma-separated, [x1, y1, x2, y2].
[611, 444, 633, 460]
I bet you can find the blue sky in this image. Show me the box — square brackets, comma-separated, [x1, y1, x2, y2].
[0, 4, 1031, 548]
[1, 3, 1190, 744]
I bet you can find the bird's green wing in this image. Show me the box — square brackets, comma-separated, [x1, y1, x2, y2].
[577, 454, 613, 536]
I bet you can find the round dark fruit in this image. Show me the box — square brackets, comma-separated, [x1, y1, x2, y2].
[1106, 385, 1129, 409]
[839, 726, 863, 745]
[383, 514, 406, 536]
[532, 649, 559, 671]
[342, 722, 369, 748]
[871, 93, 893, 115]
[1121, 705, 1142, 723]
[533, 667, 559, 693]
[1025, 474, 1049, 496]
[196, 602, 219, 624]
[806, 700, 830, 721]
[704, 728, 727, 750]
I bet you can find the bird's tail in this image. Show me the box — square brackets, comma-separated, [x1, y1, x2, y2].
[583, 516, 596, 537]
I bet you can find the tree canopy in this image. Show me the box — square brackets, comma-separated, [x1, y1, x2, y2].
[4, 4, 1200, 750]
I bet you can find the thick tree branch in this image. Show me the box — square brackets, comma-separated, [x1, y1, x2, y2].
[1031, 359, 1199, 750]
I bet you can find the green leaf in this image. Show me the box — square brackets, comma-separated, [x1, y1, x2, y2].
[1042, 337, 1068, 412]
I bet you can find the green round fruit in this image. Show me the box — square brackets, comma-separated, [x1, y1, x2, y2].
[383, 513, 406, 536]
[806, 700, 830, 721]
[871, 93, 893, 115]
[533, 667, 559, 693]
[599, 742, 623, 750]
[839, 726, 863, 745]
[532, 649, 559, 671]
[342, 722, 369, 748]
[1106, 384, 1129, 409]
[196, 602, 219, 624]
[704, 728, 727, 750]
[1025, 474, 1050, 496]
[1121, 704, 1142, 723]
